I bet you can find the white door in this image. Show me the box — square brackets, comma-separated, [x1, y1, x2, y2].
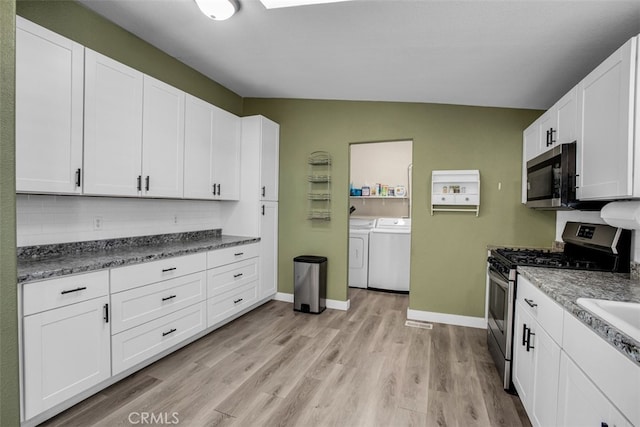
[512, 301, 535, 411]
[212, 106, 241, 200]
[557, 352, 632, 427]
[555, 86, 578, 145]
[15, 17, 84, 194]
[184, 95, 215, 200]
[522, 123, 541, 203]
[23, 296, 110, 419]
[260, 118, 280, 201]
[259, 201, 278, 299]
[577, 37, 636, 200]
[537, 109, 556, 151]
[84, 49, 143, 196]
[530, 325, 561, 427]
[141, 75, 185, 198]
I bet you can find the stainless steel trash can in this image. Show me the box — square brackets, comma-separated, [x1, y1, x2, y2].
[293, 255, 327, 314]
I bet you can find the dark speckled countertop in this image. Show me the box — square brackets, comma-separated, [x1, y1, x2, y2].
[17, 229, 260, 284]
[517, 266, 640, 366]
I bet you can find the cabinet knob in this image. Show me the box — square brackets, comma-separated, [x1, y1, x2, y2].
[525, 298, 537, 308]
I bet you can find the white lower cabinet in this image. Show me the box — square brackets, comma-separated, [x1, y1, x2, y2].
[110, 272, 206, 334]
[206, 245, 261, 328]
[557, 352, 632, 427]
[21, 243, 268, 423]
[207, 281, 258, 328]
[513, 275, 562, 427]
[513, 298, 561, 427]
[111, 301, 206, 375]
[514, 275, 639, 427]
[23, 295, 111, 420]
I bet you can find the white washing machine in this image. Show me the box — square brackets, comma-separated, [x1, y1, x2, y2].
[348, 218, 376, 288]
[368, 217, 411, 292]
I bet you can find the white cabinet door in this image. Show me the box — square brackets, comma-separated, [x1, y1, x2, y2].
[530, 323, 561, 427]
[184, 96, 240, 200]
[577, 36, 636, 200]
[522, 121, 540, 203]
[557, 352, 632, 427]
[513, 301, 535, 413]
[260, 117, 280, 201]
[212, 106, 241, 200]
[537, 109, 557, 152]
[141, 75, 185, 198]
[15, 17, 84, 194]
[84, 49, 143, 196]
[23, 296, 110, 419]
[555, 86, 578, 145]
[259, 201, 278, 299]
[184, 95, 215, 200]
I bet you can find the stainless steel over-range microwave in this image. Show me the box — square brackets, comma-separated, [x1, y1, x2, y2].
[526, 142, 577, 209]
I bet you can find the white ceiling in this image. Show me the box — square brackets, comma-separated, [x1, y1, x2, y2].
[78, 0, 640, 110]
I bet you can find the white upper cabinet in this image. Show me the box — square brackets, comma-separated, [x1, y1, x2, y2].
[213, 107, 241, 200]
[184, 95, 215, 199]
[554, 86, 578, 145]
[83, 49, 143, 197]
[577, 36, 637, 200]
[184, 95, 240, 200]
[259, 117, 280, 201]
[141, 75, 185, 198]
[15, 17, 84, 194]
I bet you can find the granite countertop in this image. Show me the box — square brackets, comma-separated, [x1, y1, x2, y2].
[17, 229, 260, 284]
[517, 266, 640, 366]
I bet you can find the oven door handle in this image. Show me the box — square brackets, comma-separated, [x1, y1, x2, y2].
[489, 269, 509, 291]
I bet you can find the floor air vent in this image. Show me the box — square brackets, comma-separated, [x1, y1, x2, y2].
[405, 320, 433, 330]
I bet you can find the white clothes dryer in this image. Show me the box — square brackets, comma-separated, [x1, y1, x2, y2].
[348, 218, 376, 288]
[368, 218, 411, 292]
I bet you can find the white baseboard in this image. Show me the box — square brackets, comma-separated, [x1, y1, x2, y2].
[407, 308, 486, 329]
[274, 292, 350, 311]
[274, 292, 294, 303]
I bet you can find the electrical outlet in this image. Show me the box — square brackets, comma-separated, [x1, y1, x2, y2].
[93, 216, 103, 230]
[173, 215, 178, 224]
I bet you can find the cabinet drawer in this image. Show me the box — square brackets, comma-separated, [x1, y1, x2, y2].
[111, 301, 206, 375]
[111, 253, 206, 293]
[207, 258, 259, 298]
[111, 272, 206, 334]
[207, 281, 258, 328]
[433, 194, 456, 204]
[456, 194, 479, 205]
[516, 275, 563, 344]
[207, 243, 259, 269]
[23, 270, 109, 316]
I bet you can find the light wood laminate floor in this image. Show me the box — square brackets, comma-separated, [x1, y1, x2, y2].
[42, 289, 530, 427]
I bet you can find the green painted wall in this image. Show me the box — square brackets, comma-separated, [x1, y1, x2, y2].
[0, 0, 20, 425]
[16, 0, 243, 115]
[244, 99, 554, 317]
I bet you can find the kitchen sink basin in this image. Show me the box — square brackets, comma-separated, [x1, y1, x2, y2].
[576, 298, 640, 342]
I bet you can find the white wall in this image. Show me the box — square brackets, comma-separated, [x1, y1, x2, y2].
[350, 140, 412, 189]
[17, 195, 222, 246]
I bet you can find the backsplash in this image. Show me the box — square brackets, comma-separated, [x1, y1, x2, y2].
[17, 195, 223, 246]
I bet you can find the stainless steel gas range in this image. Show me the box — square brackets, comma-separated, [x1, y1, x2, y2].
[486, 221, 631, 392]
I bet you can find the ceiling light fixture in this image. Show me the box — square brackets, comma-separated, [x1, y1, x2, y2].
[194, 0, 237, 20]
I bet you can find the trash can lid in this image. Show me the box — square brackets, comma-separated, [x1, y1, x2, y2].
[294, 255, 327, 263]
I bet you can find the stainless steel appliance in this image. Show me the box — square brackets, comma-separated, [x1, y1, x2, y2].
[487, 221, 631, 391]
[526, 142, 577, 209]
